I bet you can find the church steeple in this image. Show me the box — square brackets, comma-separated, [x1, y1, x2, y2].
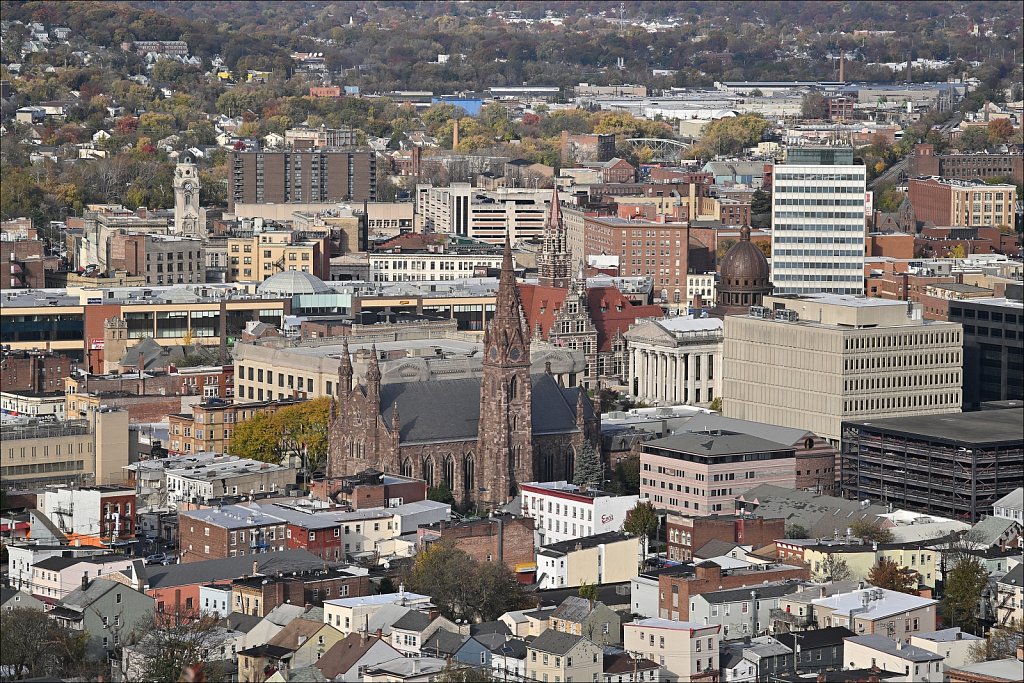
[537, 185, 571, 289]
[478, 235, 533, 506]
[337, 337, 352, 398]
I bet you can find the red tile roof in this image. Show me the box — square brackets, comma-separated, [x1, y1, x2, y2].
[518, 283, 664, 352]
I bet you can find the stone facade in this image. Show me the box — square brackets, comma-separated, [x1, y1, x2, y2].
[326, 240, 600, 508]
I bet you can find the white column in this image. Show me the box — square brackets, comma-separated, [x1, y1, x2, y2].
[687, 353, 696, 405]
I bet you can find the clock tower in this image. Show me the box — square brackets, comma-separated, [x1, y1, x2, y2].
[173, 151, 202, 237]
[477, 236, 533, 502]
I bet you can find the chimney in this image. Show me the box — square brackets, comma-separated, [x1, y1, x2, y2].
[412, 659, 420, 675]
[81, 575, 89, 590]
[375, 627, 382, 639]
[839, 53, 845, 82]
[820, 586, 828, 598]
[252, 560, 259, 576]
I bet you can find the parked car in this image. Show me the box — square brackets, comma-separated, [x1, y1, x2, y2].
[144, 553, 167, 565]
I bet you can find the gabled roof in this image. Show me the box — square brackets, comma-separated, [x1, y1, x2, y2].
[145, 549, 331, 589]
[267, 618, 325, 653]
[551, 596, 603, 622]
[529, 628, 587, 655]
[992, 487, 1023, 512]
[970, 516, 1021, 546]
[420, 628, 467, 656]
[378, 373, 587, 444]
[997, 563, 1024, 588]
[59, 578, 145, 610]
[316, 633, 398, 679]
[390, 609, 432, 632]
[694, 539, 745, 559]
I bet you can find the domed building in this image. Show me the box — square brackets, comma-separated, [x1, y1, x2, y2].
[714, 225, 773, 315]
[256, 270, 334, 298]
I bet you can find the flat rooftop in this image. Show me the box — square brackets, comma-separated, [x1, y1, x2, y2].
[844, 409, 1024, 446]
[644, 431, 792, 457]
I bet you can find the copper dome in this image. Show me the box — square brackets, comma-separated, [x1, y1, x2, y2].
[719, 225, 770, 288]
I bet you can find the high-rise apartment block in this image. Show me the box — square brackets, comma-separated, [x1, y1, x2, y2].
[771, 147, 866, 295]
[416, 184, 549, 244]
[722, 294, 963, 447]
[227, 149, 377, 212]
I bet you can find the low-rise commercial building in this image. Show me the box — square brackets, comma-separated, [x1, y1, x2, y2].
[0, 409, 129, 489]
[813, 587, 938, 642]
[908, 177, 1017, 229]
[519, 481, 638, 546]
[37, 485, 137, 545]
[165, 458, 297, 509]
[110, 233, 205, 286]
[666, 513, 785, 563]
[179, 505, 289, 563]
[639, 431, 797, 516]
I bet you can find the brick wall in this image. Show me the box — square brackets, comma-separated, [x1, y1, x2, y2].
[658, 563, 809, 620]
[0, 352, 74, 393]
[434, 516, 536, 572]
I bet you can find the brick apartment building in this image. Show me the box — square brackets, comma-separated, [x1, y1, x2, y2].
[168, 397, 305, 455]
[907, 177, 1017, 228]
[580, 216, 713, 301]
[179, 505, 289, 563]
[109, 233, 206, 286]
[227, 149, 377, 212]
[313, 471, 427, 510]
[1, 350, 74, 394]
[231, 569, 371, 617]
[1, 239, 59, 289]
[909, 143, 1024, 185]
[417, 515, 536, 577]
[666, 513, 786, 562]
[658, 561, 809, 621]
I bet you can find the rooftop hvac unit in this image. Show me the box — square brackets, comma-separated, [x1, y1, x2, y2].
[774, 309, 799, 323]
[749, 305, 770, 318]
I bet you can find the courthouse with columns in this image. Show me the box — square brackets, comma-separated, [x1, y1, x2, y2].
[624, 317, 724, 406]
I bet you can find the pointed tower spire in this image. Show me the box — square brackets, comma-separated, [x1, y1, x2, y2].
[338, 337, 353, 398]
[537, 185, 571, 289]
[391, 401, 400, 439]
[367, 344, 381, 383]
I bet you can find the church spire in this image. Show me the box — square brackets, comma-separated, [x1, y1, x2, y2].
[537, 185, 571, 289]
[338, 337, 353, 398]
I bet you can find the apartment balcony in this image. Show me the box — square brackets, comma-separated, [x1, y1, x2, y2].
[770, 608, 812, 629]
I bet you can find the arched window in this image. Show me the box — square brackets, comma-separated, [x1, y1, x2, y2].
[422, 457, 435, 487]
[564, 446, 575, 481]
[541, 451, 555, 481]
[400, 458, 413, 478]
[509, 376, 518, 401]
[463, 454, 474, 493]
[442, 455, 455, 491]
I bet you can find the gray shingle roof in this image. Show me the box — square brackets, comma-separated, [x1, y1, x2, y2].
[421, 629, 468, 656]
[379, 373, 587, 444]
[737, 484, 889, 538]
[993, 487, 1023, 512]
[997, 563, 1024, 588]
[529, 629, 586, 655]
[390, 610, 432, 632]
[551, 596, 600, 622]
[145, 549, 332, 589]
[970, 516, 1020, 546]
[694, 539, 743, 559]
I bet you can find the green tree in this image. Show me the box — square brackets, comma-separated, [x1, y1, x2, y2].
[226, 412, 280, 462]
[708, 397, 723, 412]
[692, 114, 771, 159]
[850, 519, 895, 544]
[958, 127, 990, 152]
[968, 620, 1024, 662]
[750, 189, 772, 215]
[785, 524, 810, 539]
[941, 556, 989, 634]
[800, 91, 829, 119]
[867, 558, 919, 594]
[813, 554, 853, 583]
[434, 661, 491, 682]
[427, 485, 456, 506]
[0, 608, 93, 681]
[624, 501, 658, 559]
[405, 540, 528, 623]
[612, 455, 641, 495]
[122, 609, 232, 683]
[573, 441, 603, 489]
[578, 581, 599, 603]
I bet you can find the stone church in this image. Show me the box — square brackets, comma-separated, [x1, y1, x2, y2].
[326, 239, 601, 508]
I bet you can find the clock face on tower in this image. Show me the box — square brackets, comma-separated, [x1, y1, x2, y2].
[183, 182, 195, 194]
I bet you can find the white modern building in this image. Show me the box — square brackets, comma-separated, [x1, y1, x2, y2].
[624, 317, 724, 407]
[323, 589, 431, 634]
[519, 481, 639, 546]
[368, 249, 503, 283]
[417, 183, 551, 244]
[0, 391, 66, 422]
[771, 147, 866, 295]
